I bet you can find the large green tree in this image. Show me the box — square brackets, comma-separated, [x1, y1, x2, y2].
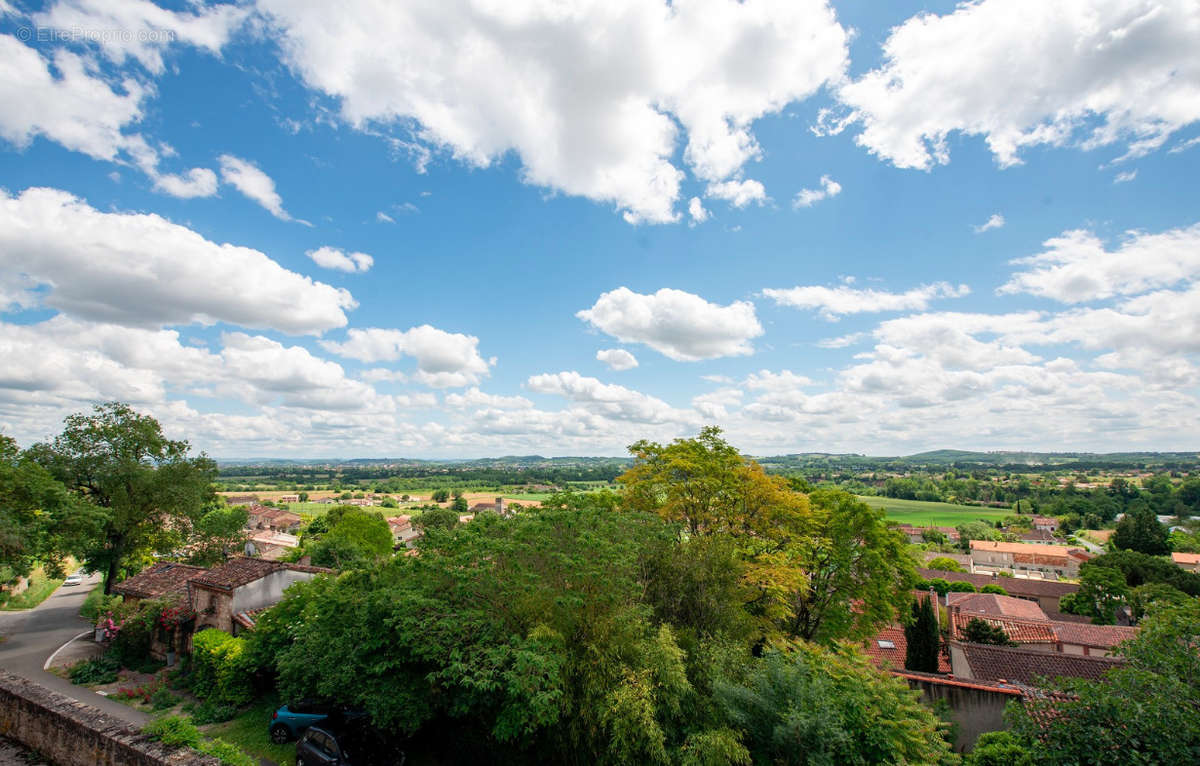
[30, 403, 216, 593]
[1112, 505, 1170, 556]
[904, 596, 940, 672]
[307, 507, 393, 569]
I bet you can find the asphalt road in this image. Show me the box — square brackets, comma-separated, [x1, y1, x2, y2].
[0, 574, 149, 727]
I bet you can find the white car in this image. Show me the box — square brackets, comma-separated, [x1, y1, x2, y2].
[63, 573, 83, 586]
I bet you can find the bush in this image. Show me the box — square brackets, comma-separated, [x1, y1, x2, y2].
[201, 739, 257, 766]
[80, 590, 122, 622]
[191, 700, 237, 725]
[927, 556, 965, 573]
[150, 687, 179, 711]
[981, 584, 1009, 595]
[69, 654, 121, 685]
[142, 715, 202, 749]
[928, 578, 951, 596]
[948, 581, 978, 593]
[191, 629, 254, 707]
[109, 605, 155, 667]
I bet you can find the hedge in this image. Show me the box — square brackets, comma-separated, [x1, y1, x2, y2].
[191, 629, 254, 707]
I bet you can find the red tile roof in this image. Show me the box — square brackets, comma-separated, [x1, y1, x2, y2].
[915, 568, 1078, 598]
[1049, 622, 1138, 649]
[948, 592, 1049, 621]
[863, 625, 951, 674]
[190, 557, 333, 591]
[1172, 552, 1200, 565]
[951, 612, 1057, 644]
[954, 641, 1123, 685]
[112, 562, 209, 600]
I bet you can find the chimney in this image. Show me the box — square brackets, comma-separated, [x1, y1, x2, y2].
[496, 496, 505, 515]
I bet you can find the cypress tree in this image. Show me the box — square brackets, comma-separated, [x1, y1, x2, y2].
[904, 596, 940, 672]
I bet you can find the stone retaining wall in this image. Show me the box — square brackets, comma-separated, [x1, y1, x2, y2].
[0, 671, 216, 765]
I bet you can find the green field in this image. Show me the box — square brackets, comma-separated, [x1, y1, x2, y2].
[856, 496, 1010, 526]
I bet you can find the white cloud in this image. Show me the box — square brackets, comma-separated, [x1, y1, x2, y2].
[218, 154, 295, 221]
[1114, 170, 1138, 184]
[999, 223, 1200, 303]
[152, 167, 219, 198]
[33, 0, 250, 74]
[577, 287, 763, 361]
[688, 197, 710, 224]
[596, 348, 638, 371]
[376, 211, 394, 223]
[744, 369, 815, 391]
[792, 175, 841, 208]
[0, 35, 147, 163]
[255, 0, 849, 223]
[816, 332, 866, 349]
[692, 387, 742, 419]
[527, 371, 695, 425]
[0, 187, 355, 334]
[705, 179, 767, 208]
[444, 387, 533, 410]
[307, 246, 374, 274]
[830, 0, 1200, 169]
[974, 213, 1005, 233]
[762, 281, 970, 320]
[319, 326, 492, 387]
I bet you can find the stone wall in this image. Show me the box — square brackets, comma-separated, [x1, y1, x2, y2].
[0, 671, 217, 765]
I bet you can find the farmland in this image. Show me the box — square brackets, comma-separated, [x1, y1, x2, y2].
[855, 496, 1011, 526]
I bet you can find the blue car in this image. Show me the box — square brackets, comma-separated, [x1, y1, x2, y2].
[270, 700, 334, 743]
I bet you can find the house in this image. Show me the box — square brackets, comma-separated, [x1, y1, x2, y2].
[224, 494, 258, 507]
[469, 497, 507, 516]
[1032, 516, 1059, 532]
[1171, 552, 1200, 572]
[246, 505, 302, 533]
[110, 562, 210, 658]
[245, 530, 300, 560]
[341, 497, 373, 506]
[386, 516, 422, 548]
[969, 540, 1090, 579]
[950, 612, 1058, 652]
[948, 641, 1122, 686]
[277, 494, 300, 504]
[1012, 527, 1058, 544]
[947, 592, 1049, 621]
[895, 524, 959, 544]
[916, 568, 1078, 614]
[188, 557, 332, 636]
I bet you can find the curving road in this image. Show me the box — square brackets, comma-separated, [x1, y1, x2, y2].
[0, 574, 148, 727]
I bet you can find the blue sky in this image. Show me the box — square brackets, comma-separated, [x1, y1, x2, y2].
[1, 0, 1199, 457]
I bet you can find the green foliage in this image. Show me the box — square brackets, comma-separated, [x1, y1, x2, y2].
[307, 507, 393, 569]
[927, 578, 951, 596]
[412, 506, 460, 532]
[904, 596, 940, 673]
[960, 618, 1016, 646]
[947, 581, 978, 593]
[191, 629, 254, 707]
[927, 556, 965, 572]
[1086, 549, 1200, 596]
[714, 645, 955, 766]
[980, 584, 1008, 595]
[187, 505, 250, 566]
[110, 603, 156, 666]
[80, 589, 122, 622]
[1112, 505, 1170, 556]
[143, 715, 203, 748]
[29, 403, 217, 593]
[1129, 582, 1189, 622]
[431, 489, 450, 503]
[1006, 601, 1200, 765]
[201, 739, 257, 766]
[69, 654, 121, 685]
[1074, 566, 1131, 625]
[965, 731, 1035, 766]
[150, 687, 179, 711]
[191, 700, 238, 725]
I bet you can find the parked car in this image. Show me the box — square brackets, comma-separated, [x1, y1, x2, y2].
[62, 573, 83, 586]
[296, 720, 405, 766]
[270, 700, 337, 743]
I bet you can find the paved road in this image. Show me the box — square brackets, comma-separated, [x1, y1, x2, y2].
[0, 574, 149, 727]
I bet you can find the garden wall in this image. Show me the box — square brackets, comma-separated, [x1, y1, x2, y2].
[0, 671, 216, 765]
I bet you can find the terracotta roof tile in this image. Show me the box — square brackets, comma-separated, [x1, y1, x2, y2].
[948, 592, 1049, 621]
[1172, 552, 1200, 565]
[971, 540, 1089, 562]
[955, 641, 1122, 685]
[952, 612, 1057, 644]
[1049, 621, 1138, 649]
[916, 568, 1078, 598]
[190, 557, 279, 591]
[863, 624, 951, 674]
[111, 562, 208, 600]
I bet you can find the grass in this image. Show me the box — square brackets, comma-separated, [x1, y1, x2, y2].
[0, 567, 66, 611]
[201, 697, 295, 766]
[856, 496, 1011, 527]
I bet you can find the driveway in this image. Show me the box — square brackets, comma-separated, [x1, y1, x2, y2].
[0, 574, 149, 727]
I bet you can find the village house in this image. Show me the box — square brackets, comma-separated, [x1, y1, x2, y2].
[277, 494, 300, 504]
[916, 568, 1079, 616]
[948, 592, 1138, 658]
[1010, 527, 1058, 544]
[1032, 516, 1059, 532]
[386, 515, 422, 548]
[245, 504, 302, 533]
[1172, 551, 1200, 572]
[110, 562, 210, 658]
[245, 530, 300, 560]
[188, 557, 332, 636]
[468, 497, 507, 516]
[948, 641, 1123, 686]
[223, 494, 259, 507]
[895, 524, 960, 544]
[969, 540, 1090, 579]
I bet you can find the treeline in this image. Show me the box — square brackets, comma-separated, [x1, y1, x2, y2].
[215, 465, 624, 491]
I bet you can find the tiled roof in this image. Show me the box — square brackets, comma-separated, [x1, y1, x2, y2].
[916, 568, 1078, 598]
[952, 612, 1057, 644]
[191, 557, 334, 591]
[112, 562, 208, 600]
[891, 669, 1022, 695]
[863, 625, 951, 674]
[948, 592, 1049, 621]
[955, 641, 1122, 685]
[1015, 528, 1057, 543]
[971, 540, 1088, 561]
[1049, 622, 1138, 649]
[1172, 552, 1200, 565]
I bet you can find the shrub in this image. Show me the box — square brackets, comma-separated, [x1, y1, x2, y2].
[200, 739, 257, 766]
[81, 590, 123, 622]
[110, 605, 155, 667]
[948, 581, 978, 593]
[981, 584, 1008, 595]
[927, 578, 951, 596]
[142, 715, 202, 749]
[69, 654, 121, 686]
[927, 556, 965, 573]
[191, 629, 254, 707]
[150, 687, 179, 711]
[191, 700, 237, 725]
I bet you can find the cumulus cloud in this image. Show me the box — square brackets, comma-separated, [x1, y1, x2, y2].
[706, 179, 768, 208]
[218, 154, 295, 221]
[527, 371, 695, 424]
[974, 213, 1005, 233]
[319, 325, 492, 387]
[692, 387, 743, 419]
[762, 281, 970, 320]
[999, 223, 1200, 303]
[688, 197, 710, 225]
[33, 0, 250, 74]
[792, 175, 841, 208]
[255, 0, 849, 223]
[829, 0, 1200, 169]
[444, 387, 533, 410]
[577, 287, 763, 361]
[307, 246, 374, 273]
[1114, 170, 1138, 184]
[596, 348, 639, 371]
[152, 167, 219, 198]
[0, 187, 355, 334]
